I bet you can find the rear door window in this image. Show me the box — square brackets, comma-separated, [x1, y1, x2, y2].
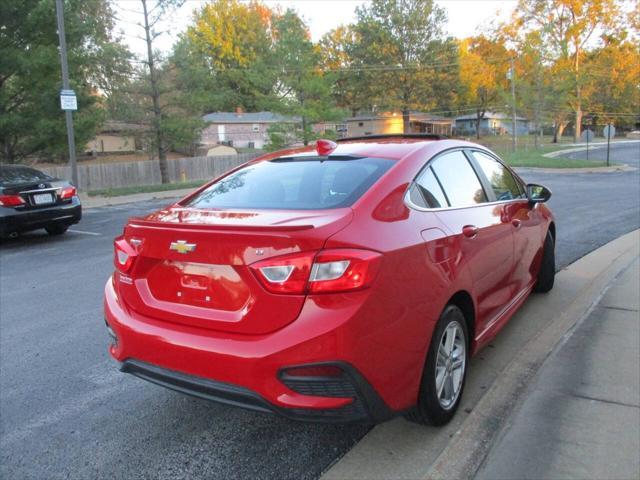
[182, 156, 394, 210]
[411, 167, 449, 208]
[430, 151, 487, 207]
[471, 151, 524, 201]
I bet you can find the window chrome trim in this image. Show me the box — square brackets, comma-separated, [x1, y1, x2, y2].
[404, 188, 527, 213]
[403, 146, 528, 213]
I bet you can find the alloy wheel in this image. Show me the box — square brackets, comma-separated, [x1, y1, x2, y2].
[435, 321, 466, 410]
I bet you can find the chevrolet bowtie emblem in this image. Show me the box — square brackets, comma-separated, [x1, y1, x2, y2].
[169, 240, 196, 254]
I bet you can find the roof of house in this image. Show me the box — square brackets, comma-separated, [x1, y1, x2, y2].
[202, 111, 300, 124]
[100, 121, 148, 132]
[455, 112, 528, 121]
[345, 111, 453, 123]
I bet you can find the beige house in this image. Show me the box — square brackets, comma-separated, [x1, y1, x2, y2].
[345, 112, 453, 137]
[85, 121, 145, 154]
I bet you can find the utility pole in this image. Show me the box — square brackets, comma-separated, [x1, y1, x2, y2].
[55, 0, 78, 188]
[509, 58, 517, 153]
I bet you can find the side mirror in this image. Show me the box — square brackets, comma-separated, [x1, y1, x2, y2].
[526, 183, 552, 204]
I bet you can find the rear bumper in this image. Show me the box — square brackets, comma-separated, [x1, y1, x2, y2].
[0, 197, 81, 235]
[120, 358, 388, 423]
[105, 279, 397, 423]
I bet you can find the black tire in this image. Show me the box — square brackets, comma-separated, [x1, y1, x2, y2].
[45, 223, 69, 236]
[534, 230, 555, 293]
[406, 305, 469, 426]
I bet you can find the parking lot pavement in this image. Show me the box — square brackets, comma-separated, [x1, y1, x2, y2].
[476, 257, 640, 480]
[1, 166, 639, 479]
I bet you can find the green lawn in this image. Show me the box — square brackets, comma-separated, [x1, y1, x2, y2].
[87, 180, 206, 197]
[500, 148, 606, 168]
[473, 135, 606, 168]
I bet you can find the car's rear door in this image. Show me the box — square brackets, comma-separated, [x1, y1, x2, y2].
[427, 150, 515, 330]
[470, 150, 541, 296]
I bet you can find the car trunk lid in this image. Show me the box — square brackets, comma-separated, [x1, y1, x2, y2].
[117, 206, 353, 335]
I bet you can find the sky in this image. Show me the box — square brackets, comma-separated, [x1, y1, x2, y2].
[115, 0, 518, 57]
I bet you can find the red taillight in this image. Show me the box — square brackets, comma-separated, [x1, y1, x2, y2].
[59, 186, 77, 199]
[0, 194, 25, 207]
[250, 249, 382, 295]
[251, 251, 315, 294]
[114, 237, 137, 273]
[308, 249, 382, 293]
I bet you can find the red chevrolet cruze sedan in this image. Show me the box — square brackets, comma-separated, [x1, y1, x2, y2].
[104, 135, 555, 425]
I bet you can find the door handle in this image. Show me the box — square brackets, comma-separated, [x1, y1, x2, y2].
[462, 225, 479, 238]
[512, 219, 522, 229]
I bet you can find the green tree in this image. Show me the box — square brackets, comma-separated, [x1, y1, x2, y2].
[582, 38, 640, 129]
[350, 0, 454, 132]
[320, 25, 373, 116]
[0, 0, 130, 163]
[511, 31, 572, 144]
[181, 0, 276, 113]
[112, 0, 204, 183]
[457, 36, 509, 139]
[269, 10, 344, 145]
[507, 0, 623, 141]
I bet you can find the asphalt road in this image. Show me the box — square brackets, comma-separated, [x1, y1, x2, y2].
[1, 143, 638, 479]
[561, 140, 640, 167]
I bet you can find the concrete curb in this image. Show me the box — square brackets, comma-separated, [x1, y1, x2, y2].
[427, 229, 640, 479]
[321, 230, 640, 480]
[79, 188, 194, 209]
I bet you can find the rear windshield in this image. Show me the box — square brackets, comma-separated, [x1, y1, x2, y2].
[182, 156, 395, 210]
[0, 165, 53, 185]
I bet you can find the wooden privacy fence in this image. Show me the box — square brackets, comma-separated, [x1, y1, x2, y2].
[39, 153, 261, 191]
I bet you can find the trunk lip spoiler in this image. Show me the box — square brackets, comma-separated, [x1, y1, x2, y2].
[127, 219, 314, 232]
[128, 207, 354, 232]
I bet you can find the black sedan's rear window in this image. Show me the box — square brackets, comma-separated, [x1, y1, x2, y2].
[0, 165, 53, 185]
[182, 156, 394, 210]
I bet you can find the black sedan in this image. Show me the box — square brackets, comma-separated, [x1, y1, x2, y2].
[0, 164, 82, 238]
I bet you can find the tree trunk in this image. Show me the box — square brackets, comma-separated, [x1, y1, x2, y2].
[554, 121, 567, 143]
[573, 47, 582, 143]
[574, 108, 582, 143]
[142, 0, 169, 184]
[402, 109, 410, 134]
[475, 110, 482, 139]
[302, 116, 308, 146]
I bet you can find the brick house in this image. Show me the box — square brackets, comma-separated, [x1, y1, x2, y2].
[201, 110, 300, 149]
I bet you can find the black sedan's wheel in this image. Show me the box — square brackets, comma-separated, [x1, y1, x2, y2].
[534, 230, 555, 293]
[45, 223, 69, 236]
[406, 305, 468, 426]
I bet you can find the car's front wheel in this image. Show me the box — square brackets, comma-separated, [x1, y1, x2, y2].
[534, 230, 555, 293]
[45, 223, 69, 236]
[406, 305, 468, 426]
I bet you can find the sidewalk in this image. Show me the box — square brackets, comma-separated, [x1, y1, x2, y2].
[324, 230, 639, 480]
[476, 258, 640, 480]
